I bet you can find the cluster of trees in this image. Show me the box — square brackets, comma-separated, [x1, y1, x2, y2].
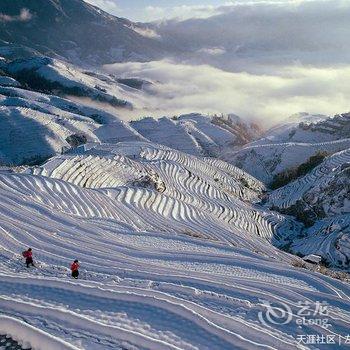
[270, 151, 328, 189]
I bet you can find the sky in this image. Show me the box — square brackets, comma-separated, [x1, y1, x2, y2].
[84, 0, 291, 22]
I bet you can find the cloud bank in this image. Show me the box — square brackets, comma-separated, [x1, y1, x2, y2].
[0, 8, 32, 23]
[143, 4, 226, 22]
[104, 60, 350, 126]
[156, 0, 350, 71]
[83, 0, 350, 24]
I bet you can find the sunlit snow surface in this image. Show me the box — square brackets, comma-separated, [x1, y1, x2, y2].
[0, 141, 350, 350]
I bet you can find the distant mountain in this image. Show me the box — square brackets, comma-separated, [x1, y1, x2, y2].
[152, 2, 350, 72]
[0, 0, 172, 65]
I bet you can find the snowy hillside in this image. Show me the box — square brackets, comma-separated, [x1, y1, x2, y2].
[0, 0, 171, 65]
[251, 113, 330, 145]
[0, 77, 142, 165]
[215, 112, 350, 269]
[0, 62, 260, 165]
[129, 114, 260, 157]
[267, 149, 350, 267]
[225, 112, 350, 183]
[1, 141, 350, 349]
[6, 56, 133, 109]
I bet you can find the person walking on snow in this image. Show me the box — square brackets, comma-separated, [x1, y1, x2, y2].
[22, 248, 34, 268]
[71, 259, 80, 279]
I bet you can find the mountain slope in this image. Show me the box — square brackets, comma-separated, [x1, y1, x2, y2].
[129, 114, 260, 157]
[0, 77, 142, 165]
[1, 142, 350, 349]
[0, 2, 349, 347]
[0, 76, 349, 350]
[224, 113, 350, 183]
[0, 61, 261, 165]
[0, 0, 170, 65]
[219, 113, 350, 267]
[267, 149, 350, 267]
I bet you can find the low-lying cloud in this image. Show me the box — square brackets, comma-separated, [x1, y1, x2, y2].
[197, 47, 226, 56]
[130, 26, 161, 39]
[0, 8, 32, 23]
[156, 0, 350, 71]
[104, 60, 350, 126]
[144, 4, 225, 22]
[94, 0, 349, 126]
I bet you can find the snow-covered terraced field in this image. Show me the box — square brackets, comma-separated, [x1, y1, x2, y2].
[225, 138, 350, 183]
[291, 215, 350, 268]
[29, 142, 299, 245]
[224, 112, 350, 183]
[1, 141, 350, 349]
[268, 149, 350, 266]
[0, 171, 350, 349]
[268, 149, 350, 210]
[0, 105, 101, 165]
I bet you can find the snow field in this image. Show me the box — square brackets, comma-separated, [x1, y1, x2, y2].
[0, 142, 350, 349]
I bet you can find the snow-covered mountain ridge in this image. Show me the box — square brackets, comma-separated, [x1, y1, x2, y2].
[0, 0, 172, 65]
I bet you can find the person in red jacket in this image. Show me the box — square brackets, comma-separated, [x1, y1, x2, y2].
[71, 259, 80, 279]
[22, 248, 34, 268]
